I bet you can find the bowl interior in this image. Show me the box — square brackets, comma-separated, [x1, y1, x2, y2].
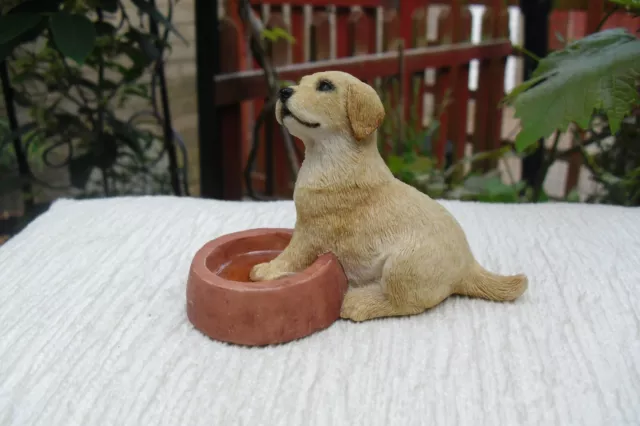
[205, 230, 293, 283]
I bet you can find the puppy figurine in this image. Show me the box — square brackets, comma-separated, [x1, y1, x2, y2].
[250, 71, 528, 322]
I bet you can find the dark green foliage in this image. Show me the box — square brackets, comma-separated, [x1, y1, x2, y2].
[505, 29, 640, 152]
[0, 0, 182, 197]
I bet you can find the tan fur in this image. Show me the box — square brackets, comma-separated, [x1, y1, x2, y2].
[346, 81, 385, 141]
[251, 71, 528, 322]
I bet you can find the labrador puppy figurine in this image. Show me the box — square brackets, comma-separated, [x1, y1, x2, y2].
[250, 71, 528, 322]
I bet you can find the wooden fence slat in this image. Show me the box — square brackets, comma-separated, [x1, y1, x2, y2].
[290, 5, 306, 63]
[433, 6, 453, 166]
[218, 4, 245, 199]
[244, 3, 272, 193]
[399, 0, 419, 130]
[255, 0, 519, 5]
[266, 9, 294, 197]
[473, 10, 493, 172]
[484, 0, 509, 169]
[381, 6, 401, 156]
[348, 8, 376, 56]
[216, 41, 514, 106]
[564, 0, 605, 195]
[336, 7, 352, 58]
[310, 8, 331, 61]
[452, 7, 472, 163]
[433, 2, 472, 167]
[410, 5, 428, 136]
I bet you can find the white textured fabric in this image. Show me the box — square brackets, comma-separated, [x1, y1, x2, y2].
[1, 196, 639, 426]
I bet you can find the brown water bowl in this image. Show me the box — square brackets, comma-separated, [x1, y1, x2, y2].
[186, 228, 348, 346]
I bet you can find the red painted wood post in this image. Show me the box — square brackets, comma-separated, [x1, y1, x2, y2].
[432, 6, 452, 166]
[564, 0, 605, 195]
[310, 7, 331, 61]
[586, 0, 605, 33]
[472, 10, 493, 172]
[419, 4, 441, 145]
[409, 2, 428, 138]
[450, 5, 472, 164]
[433, 1, 469, 167]
[247, 3, 269, 196]
[381, 5, 401, 155]
[348, 7, 376, 56]
[484, 0, 508, 169]
[217, 0, 246, 199]
[549, 10, 570, 50]
[290, 4, 306, 63]
[336, 5, 352, 59]
[398, 0, 418, 125]
[266, 7, 295, 197]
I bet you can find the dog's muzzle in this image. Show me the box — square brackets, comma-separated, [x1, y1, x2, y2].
[278, 88, 320, 129]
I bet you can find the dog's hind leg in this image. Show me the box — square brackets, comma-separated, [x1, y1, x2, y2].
[340, 247, 465, 322]
[340, 284, 425, 322]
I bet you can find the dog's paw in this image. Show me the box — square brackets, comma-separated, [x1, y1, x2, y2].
[249, 262, 293, 282]
[340, 292, 371, 322]
[249, 262, 272, 281]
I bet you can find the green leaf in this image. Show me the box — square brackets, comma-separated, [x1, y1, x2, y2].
[566, 188, 581, 202]
[0, 13, 42, 45]
[537, 189, 550, 203]
[386, 154, 434, 176]
[49, 12, 97, 64]
[0, 16, 49, 61]
[505, 29, 640, 152]
[0, 123, 40, 150]
[609, 0, 640, 8]
[387, 155, 405, 175]
[262, 27, 296, 43]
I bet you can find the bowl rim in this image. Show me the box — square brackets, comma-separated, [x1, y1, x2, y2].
[190, 228, 341, 292]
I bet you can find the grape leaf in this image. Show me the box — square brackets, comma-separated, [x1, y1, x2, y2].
[609, 0, 640, 8]
[49, 12, 96, 64]
[0, 13, 42, 45]
[504, 28, 640, 152]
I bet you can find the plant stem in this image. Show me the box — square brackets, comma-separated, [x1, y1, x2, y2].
[511, 44, 540, 62]
[0, 61, 34, 209]
[149, 0, 182, 196]
[96, 8, 110, 196]
[596, 5, 618, 32]
[239, 0, 299, 199]
[532, 130, 561, 201]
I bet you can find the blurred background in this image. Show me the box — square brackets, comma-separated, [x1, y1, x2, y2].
[1, 0, 638, 243]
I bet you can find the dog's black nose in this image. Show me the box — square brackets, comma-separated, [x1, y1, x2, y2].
[279, 87, 294, 102]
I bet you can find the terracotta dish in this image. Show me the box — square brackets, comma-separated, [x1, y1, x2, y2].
[186, 228, 348, 346]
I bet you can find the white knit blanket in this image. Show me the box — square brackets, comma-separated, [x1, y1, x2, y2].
[1, 197, 639, 426]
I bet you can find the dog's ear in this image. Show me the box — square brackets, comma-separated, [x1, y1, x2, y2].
[346, 81, 385, 142]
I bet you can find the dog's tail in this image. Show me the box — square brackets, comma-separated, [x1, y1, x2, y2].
[456, 263, 528, 302]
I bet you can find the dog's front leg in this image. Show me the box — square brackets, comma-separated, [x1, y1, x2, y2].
[249, 231, 316, 281]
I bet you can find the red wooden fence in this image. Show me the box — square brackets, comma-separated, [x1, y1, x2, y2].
[212, 0, 633, 200]
[215, 0, 515, 199]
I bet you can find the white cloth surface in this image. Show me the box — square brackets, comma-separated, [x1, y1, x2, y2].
[1, 196, 639, 426]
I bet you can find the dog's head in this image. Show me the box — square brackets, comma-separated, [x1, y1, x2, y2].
[275, 71, 385, 143]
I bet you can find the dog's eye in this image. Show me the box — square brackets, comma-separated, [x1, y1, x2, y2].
[316, 80, 335, 92]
